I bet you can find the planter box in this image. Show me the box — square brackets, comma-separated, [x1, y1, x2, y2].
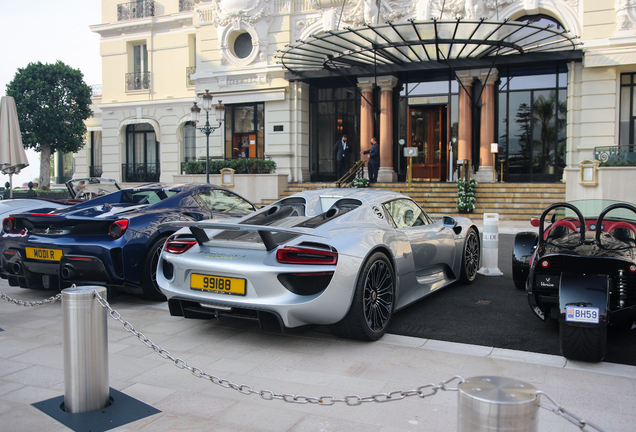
[173, 173, 288, 204]
[565, 167, 636, 201]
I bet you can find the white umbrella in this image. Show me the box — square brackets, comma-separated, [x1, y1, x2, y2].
[0, 96, 30, 198]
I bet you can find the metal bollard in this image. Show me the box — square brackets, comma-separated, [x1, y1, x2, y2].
[458, 376, 539, 432]
[477, 213, 503, 276]
[62, 286, 109, 413]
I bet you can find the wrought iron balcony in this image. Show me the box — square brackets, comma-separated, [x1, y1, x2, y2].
[122, 163, 160, 182]
[594, 144, 636, 164]
[117, 1, 155, 20]
[126, 72, 151, 91]
[179, 0, 194, 12]
[186, 66, 196, 86]
[89, 166, 103, 177]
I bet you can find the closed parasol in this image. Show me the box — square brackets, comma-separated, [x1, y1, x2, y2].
[0, 96, 30, 198]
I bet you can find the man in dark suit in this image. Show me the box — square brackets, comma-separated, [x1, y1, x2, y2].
[361, 137, 380, 183]
[334, 134, 351, 179]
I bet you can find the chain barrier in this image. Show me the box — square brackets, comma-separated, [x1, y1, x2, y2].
[536, 391, 605, 431]
[0, 290, 62, 307]
[92, 289, 463, 405]
[0, 286, 610, 429]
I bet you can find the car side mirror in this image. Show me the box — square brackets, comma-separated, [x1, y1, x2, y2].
[442, 216, 457, 228]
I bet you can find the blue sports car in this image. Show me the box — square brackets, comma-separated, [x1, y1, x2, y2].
[0, 183, 256, 300]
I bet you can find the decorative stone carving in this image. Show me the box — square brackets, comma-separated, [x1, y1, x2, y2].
[616, 0, 636, 32]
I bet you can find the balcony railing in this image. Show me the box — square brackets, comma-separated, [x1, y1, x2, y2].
[179, 0, 194, 12]
[126, 72, 151, 91]
[89, 166, 103, 177]
[122, 163, 160, 182]
[90, 84, 102, 97]
[117, 1, 155, 20]
[186, 66, 196, 86]
[594, 144, 636, 164]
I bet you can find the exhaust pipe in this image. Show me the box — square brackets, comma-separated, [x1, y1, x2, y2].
[61, 265, 75, 279]
[12, 262, 21, 274]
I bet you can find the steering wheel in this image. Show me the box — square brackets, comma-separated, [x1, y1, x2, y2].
[543, 219, 578, 240]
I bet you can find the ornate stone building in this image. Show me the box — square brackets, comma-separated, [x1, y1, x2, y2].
[78, 0, 633, 193]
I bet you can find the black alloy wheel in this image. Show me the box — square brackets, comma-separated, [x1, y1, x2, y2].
[328, 252, 395, 341]
[141, 235, 170, 301]
[460, 228, 480, 284]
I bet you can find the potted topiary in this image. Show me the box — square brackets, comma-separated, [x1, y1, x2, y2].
[457, 178, 476, 213]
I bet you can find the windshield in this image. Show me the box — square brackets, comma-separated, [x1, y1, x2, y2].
[556, 200, 636, 222]
[122, 189, 178, 205]
[67, 178, 120, 199]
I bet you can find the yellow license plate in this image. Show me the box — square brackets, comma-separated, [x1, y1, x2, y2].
[26, 247, 63, 261]
[190, 274, 246, 296]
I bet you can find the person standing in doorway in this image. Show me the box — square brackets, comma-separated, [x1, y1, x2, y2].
[334, 134, 351, 180]
[361, 137, 380, 183]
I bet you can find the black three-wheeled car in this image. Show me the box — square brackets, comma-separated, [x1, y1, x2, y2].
[513, 200, 636, 362]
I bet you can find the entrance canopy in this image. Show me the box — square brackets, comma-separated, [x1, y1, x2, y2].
[278, 19, 583, 79]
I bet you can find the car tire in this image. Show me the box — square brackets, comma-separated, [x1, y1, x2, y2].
[559, 323, 607, 362]
[141, 234, 170, 301]
[459, 227, 480, 284]
[328, 252, 394, 341]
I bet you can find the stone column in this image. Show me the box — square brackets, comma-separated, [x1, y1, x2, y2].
[475, 74, 497, 182]
[357, 79, 375, 161]
[456, 72, 473, 168]
[377, 75, 398, 182]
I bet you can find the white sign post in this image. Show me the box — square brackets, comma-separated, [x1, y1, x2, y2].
[478, 213, 503, 276]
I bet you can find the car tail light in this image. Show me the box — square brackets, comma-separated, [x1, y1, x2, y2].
[30, 213, 58, 216]
[540, 259, 550, 269]
[3, 217, 15, 232]
[276, 246, 338, 265]
[109, 220, 129, 239]
[165, 236, 197, 254]
[629, 264, 636, 273]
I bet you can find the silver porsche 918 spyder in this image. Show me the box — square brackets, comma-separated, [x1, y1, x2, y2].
[157, 188, 480, 341]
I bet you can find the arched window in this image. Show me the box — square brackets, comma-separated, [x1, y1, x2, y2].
[516, 14, 565, 31]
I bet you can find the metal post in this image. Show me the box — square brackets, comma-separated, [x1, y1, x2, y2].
[205, 110, 210, 184]
[458, 376, 539, 432]
[478, 213, 503, 276]
[62, 286, 109, 413]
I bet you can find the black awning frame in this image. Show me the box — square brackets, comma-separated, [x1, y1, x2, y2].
[277, 18, 583, 81]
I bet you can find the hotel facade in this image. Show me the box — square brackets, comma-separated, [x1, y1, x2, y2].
[76, 0, 634, 198]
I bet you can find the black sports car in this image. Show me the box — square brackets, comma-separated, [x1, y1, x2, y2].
[513, 199, 636, 362]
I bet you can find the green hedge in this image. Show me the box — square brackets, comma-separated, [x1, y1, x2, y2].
[599, 158, 636, 167]
[184, 158, 277, 175]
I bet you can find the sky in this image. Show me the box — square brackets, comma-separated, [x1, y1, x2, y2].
[0, 0, 102, 189]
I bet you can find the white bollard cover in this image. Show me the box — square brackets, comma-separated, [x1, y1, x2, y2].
[477, 213, 503, 276]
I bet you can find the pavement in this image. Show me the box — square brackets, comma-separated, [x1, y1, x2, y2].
[1, 220, 635, 432]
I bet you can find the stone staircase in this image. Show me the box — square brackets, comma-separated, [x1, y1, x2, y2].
[261, 181, 566, 221]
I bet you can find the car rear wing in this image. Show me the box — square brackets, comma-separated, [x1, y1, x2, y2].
[162, 221, 328, 251]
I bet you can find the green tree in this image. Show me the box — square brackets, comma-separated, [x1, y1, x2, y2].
[6, 61, 93, 189]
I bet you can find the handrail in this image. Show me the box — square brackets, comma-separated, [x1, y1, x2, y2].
[336, 160, 365, 188]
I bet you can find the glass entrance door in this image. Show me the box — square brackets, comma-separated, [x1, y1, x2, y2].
[407, 106, 447, 181]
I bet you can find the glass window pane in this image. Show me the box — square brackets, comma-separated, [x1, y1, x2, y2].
[532, 90, 555, 175]
[184, 122, 196, 162]
[508, 74, 556, 90]
[498, 92, 507, 157]
[558, 72, 567, 88]
[620, 86, 631, 145]
[622, 74, 632, 85]
[508, 91, 532, 175]
[234, 106, 255, 133]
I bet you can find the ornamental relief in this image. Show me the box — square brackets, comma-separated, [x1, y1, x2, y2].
[200, 0, 273, 26]
[617, 0, 636, 32]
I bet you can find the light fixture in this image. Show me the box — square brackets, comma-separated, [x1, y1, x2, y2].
[191, 90, 225, 183]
